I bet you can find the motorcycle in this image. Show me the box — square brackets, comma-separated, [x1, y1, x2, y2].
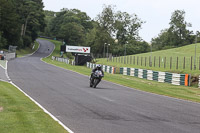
[90, 70, 104, 88]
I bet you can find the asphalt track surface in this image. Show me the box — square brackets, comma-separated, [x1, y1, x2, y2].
[8, 39, 200, 133]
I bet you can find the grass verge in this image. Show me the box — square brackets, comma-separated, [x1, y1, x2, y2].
[16, 41, 39, 57]
[42, 38, 200, 103]
[0, 60, 6, 69]
[0, 81, 69, 133]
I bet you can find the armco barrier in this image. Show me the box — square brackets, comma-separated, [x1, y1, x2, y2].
[120, 67, 190, 86]
[52, 56, 74, 65]
[86, 62, 116, 74]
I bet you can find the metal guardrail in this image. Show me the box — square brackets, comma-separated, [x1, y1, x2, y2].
[0, 52, 16, 60]
[52, 56, 75, 65]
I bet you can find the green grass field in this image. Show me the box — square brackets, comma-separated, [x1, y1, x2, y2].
[97, 43, 200, 76]
[42, 38, 200, 103]
[0, 81, 69, 133]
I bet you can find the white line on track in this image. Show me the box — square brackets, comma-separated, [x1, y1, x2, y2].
[10, 81, 74, 133]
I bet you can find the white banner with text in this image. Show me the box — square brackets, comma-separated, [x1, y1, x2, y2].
[66, 46, 90, 53]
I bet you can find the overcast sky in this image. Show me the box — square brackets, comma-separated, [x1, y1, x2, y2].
[43, 0, 200, 42]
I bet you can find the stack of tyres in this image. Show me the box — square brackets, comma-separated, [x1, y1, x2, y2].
[0, 55, 4, 60]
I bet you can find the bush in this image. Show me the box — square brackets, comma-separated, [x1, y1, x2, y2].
[0, 34, 7, 49]
[23, 35, 32, 47]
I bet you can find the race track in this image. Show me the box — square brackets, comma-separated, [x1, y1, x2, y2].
[8, 39, 200, 133]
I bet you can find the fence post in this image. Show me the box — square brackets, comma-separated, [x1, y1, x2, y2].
[137, 56, 139, 65]
[170, 57, 172, 69]
[164, 57, 166, 68]
[130, 56, 132, 64]
[183, 57, 185, 69]
[199, 56, 200, 70]
[145, 57, 147, 67]
[154, 56, 156, 67]
[149, 56, 151, 67]
[176, 57, 178, 69]
[127, 56, 129, 64]
[191, 56, 193, 70]
[141, 57, 143, 66]
[159, 56, 160, 68]
[134, 56, 135, 65]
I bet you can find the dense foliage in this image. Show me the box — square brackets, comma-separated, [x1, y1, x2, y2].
[0, 0, 45, 49]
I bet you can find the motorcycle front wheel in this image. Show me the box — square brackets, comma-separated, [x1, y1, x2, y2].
[93, 79, 99, 88]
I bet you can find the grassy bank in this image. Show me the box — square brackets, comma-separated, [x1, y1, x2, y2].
[0, 81, 69, 133]
[16, 41, 39, 57]
[97, 43, 200, 76]
[42, 38, 200, 103]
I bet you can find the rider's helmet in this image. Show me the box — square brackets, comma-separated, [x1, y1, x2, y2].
[97, 64, 101, 70]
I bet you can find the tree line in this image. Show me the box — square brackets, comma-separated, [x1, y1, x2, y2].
[41, 6, 199, 56]
[0, 0, 45, 49]
[1, 2, 198, 55]
[41, 5, 150, 56]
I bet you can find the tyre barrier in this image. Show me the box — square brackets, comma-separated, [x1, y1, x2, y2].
[86, 62, 116, 74]
[52, 56, 74, 65]
[120, 67, 190, 86]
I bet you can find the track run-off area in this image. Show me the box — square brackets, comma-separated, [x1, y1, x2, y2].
[7, 39, 200, 133]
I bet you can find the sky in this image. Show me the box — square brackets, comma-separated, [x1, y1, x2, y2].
[42, 0, 200, 42]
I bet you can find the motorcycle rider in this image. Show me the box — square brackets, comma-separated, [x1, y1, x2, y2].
[90, 64, 104, 87]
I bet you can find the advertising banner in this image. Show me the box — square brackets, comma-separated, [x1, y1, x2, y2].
[66, 46, 90, 53]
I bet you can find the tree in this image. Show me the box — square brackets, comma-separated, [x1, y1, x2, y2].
[96, 5, 146, 55]
[96, 5, 144, 44]
[0, 0, 21, 48]
[59, 22, 85, 46]
[49, 9, 92, 45]
[14, 0, 45, 47]
[151, 10, 194, 50]
[0, 0, 45, 49]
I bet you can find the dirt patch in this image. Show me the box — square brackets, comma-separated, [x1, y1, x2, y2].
[0, 107, 3, 112]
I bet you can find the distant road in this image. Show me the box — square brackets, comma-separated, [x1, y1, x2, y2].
[8, 39, 200, 133]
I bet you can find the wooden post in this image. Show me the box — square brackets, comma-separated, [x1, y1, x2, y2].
[199, 56, 200, 70]
[164, 57, 166, 68]
[170, 57, 172, 69]
[176, 57, 178, 69]
[159, 56, 160, 68]
[191, 56, 193, 70]
[127, 56, 129, 64]
[154, 56, 156, 67]
[141, 57, 143, 66]
[137, 56, 139, 65]
[134, 56, 135, 65]
[183, 57, 185, 69]
[145, 57, 147, 67]
[130, 56, 132, 64]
